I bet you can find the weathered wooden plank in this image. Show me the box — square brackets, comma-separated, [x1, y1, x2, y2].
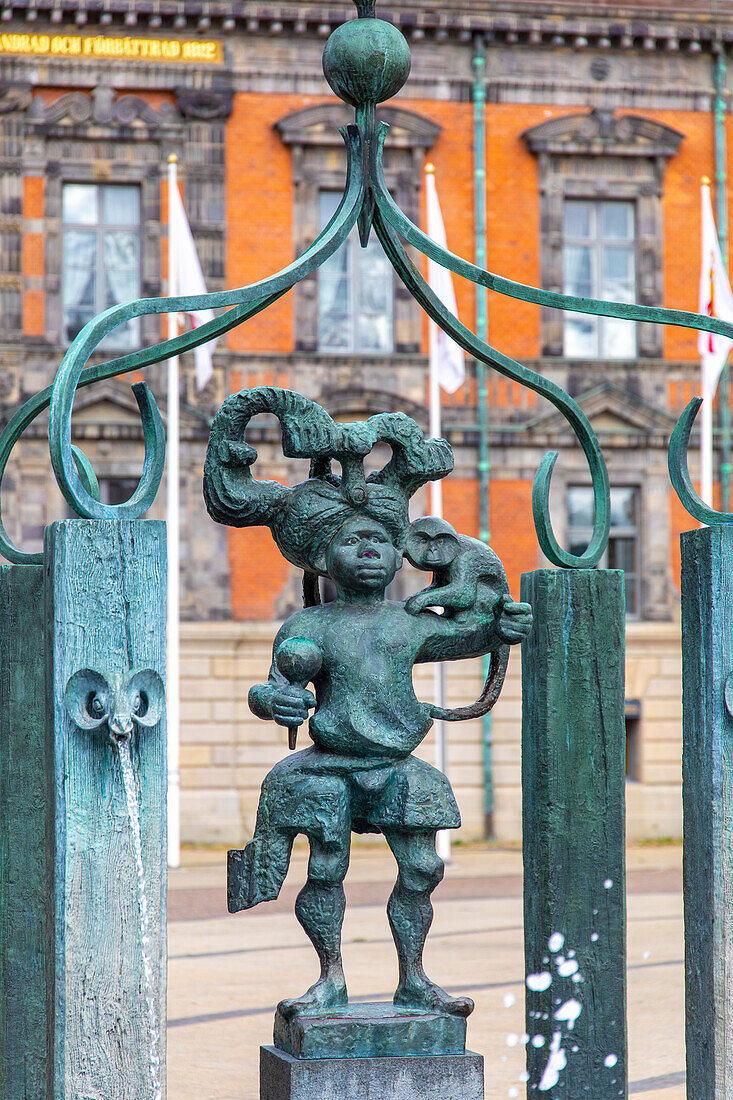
[0, 565, 50, 1100]
[520, 568, 627, 1098]
[681, 525, 733, 1100]
[45, 520, 167, 1099]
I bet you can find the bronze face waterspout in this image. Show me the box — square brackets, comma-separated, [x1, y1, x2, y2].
[65, 668, 164, 745]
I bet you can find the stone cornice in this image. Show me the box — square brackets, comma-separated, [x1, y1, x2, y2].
[0, 3, 731, 52]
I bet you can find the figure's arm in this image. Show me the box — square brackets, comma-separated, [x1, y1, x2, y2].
[248, 620, 317, 727]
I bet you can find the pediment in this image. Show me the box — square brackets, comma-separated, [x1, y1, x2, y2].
[527, 382, 676, 443]
[522, 109, 683, 159]
[321, 386, 427, 425]
[276, 102, 440, 149]
[71, 385, 143, 424]
[70, 379, 201, 429]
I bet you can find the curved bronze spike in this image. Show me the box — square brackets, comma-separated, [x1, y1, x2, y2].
[669, 397, 733, 525]
[71, 445, 100, 502]
[47, 126, 365, 525]
[0, 127, 365, 562]
[372, 203, 611, 569]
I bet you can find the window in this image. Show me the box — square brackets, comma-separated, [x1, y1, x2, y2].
[65, 476, 143, 518]
[563, 200, 636, 360]
[625, 700, 641, 781]
[567, 485, 640, 616]
[318, 191, 394, 354]
[62, 183, 141, 348]
[98, 477, 141, 508]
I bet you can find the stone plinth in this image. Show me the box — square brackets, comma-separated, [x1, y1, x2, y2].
[260, 1046, 484, 1100]
[273, 1002, 466, 1060]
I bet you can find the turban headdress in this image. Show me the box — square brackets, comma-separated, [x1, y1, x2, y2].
[203, 387, 454, 577]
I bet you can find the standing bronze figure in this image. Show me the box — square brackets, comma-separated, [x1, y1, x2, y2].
[204, 388, 532, 1029]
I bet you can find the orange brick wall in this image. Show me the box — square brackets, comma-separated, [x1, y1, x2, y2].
[489, 479, 538, 597]
[22, 176, 45, 336]
[229, 527, 292, 621]
[443, 476, 538, 597]
[226, 91, 316, 355]
[413, 99, 477, 350]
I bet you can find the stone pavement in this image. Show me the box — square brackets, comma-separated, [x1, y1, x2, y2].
[167, 843, 685, 1100]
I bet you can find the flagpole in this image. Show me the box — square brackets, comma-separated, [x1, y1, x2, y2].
[426, 162, 450, 865]
[167, 153, 181, 870]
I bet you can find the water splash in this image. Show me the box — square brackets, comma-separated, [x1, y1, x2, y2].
[554, 998, 582, 1030]
[538, 1032, 567, 1091]
[117, 738, 162, 1100]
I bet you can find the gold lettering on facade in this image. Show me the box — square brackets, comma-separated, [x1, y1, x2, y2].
[0, 33, 221, 62]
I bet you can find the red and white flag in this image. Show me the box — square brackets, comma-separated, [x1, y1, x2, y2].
[698, 179, 733, 398]
[170, 182, 216, 390]
[425, 167, 465, 395]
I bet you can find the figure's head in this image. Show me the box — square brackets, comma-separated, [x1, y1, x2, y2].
[404, 516, 460, 571]
[325, 514, 402, 594]
[204, 388, 455, 582]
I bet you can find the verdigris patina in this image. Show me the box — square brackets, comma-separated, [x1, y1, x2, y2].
[203, 387, 532, 1049]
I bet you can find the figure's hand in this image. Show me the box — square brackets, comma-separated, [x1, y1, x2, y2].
[496, 599, 533, 644]
[270, 685, 317, 728]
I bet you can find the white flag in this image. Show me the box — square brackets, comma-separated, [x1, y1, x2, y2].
[698, 179, 733, 398]
[425, 168, 465, 394]
[170, 182, 216, 390]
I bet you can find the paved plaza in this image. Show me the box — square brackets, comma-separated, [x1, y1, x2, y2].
[167, 843, 685, 1100]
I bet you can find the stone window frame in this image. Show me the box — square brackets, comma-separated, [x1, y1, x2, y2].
[60, 179, 144, 352]
[566, 481, 642, 618]
[24, 83, 232, 355]
[522, 108, 684, 360]
[275, 102, 441, 355]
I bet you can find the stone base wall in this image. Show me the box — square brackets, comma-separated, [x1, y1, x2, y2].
[179, 619, 683, 847]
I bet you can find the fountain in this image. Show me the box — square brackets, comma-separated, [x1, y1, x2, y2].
[0, 520, 167, 1099]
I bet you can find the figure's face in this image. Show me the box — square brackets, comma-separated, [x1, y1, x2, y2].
[326, 516, 401, 594]
[405, 519, 459, 570]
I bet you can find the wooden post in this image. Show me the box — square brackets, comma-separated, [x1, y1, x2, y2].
[520, 568, 627, 1098]
[0, 520, 167, 1098]
[681, 525, 733, 1099]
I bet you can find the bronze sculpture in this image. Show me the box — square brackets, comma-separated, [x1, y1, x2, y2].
[203, 387, 532, 1026]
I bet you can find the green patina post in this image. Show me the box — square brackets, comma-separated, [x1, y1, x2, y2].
[681, 525, 733, 1098]
[0, 565, 48, 1099]
[520, 568, 627, 1098]
[1, 521, 167, 1098]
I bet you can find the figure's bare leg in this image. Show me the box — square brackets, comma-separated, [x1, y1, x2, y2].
[278, 836, 350, 1019]
[384, 829, 473, 1018]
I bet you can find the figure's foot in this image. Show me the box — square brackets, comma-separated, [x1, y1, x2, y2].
[394, 976, 474, 1017]
[278, 969, 348, 1020]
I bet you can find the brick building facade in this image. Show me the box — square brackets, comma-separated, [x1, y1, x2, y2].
[1, 0, 730, 843]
